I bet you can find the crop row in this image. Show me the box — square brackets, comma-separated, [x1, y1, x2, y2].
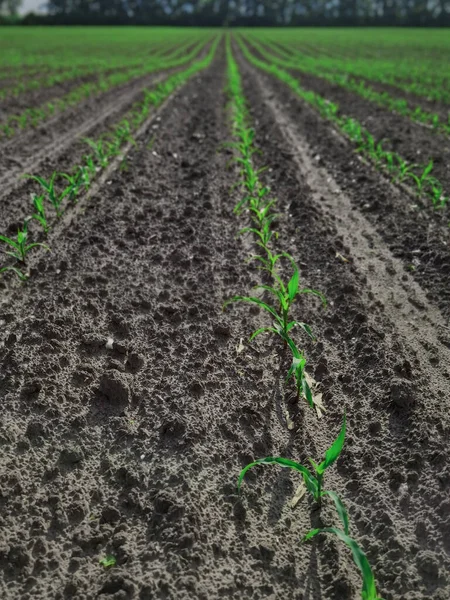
[237, 35, 448, 209]
[0, 40, 180, 101]
[255, 32, 450, 104]
[224, 36, 383, 600]
[0, 39, 210, 141]
[249, 36, 450, 136]
[0, 37, 221, 282]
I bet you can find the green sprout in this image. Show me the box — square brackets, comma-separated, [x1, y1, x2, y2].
[24, 172, 65, 219]
[224, 259, 325, 342]
[60, 171, 82, 204]
[407, 159, 434, 197]
[84, 138, 110, 168]
[99, 555, 116, 568]
[238, 412, 347, 517]
[31, 194, 50, 235]
[0, 219, 50, 264]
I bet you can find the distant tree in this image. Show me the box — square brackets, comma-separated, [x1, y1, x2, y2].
[12, 0, 450, 25]
[0, 0, 22, 15]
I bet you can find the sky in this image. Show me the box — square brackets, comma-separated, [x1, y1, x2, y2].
[20, 0, 45, 13]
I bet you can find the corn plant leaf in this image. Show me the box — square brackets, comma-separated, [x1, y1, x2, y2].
[289, 320, 315, 340]
[323, 490, 350, 535]
[303, 527, 381, 600]
[25, 243, 50, 253]
[238, 456, 319, 498]
[299, 287, 327, 308]
[422, 159, 433, 179]
[0, 234, 20, 251]
[249, 326, 278, 341]
[0, 266, 28, 281]
[316, 412, 346, 475]
[223, 295, 281, 325]
[302, 377, 314, 407]
[287, 265, 299, 302]
[256, 284, 285, 308]
[23, 174, 51, 190]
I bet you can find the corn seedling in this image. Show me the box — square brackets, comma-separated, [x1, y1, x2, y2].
[392, 156, 417, 183]
[407, 159, 434, 197]
[84, 138, 110, 168]
[284, 334, 314, 406]
[99, 555, 116, 568]
[238, 413, 347, 518]
[31, 194, 50, 235]
[428, 179, 449, 208]
[60, 171, 83, 204]
[303, 528, 383, 600]
[224, 260, 325, 342]
[83, 154, 97, 177]
[0, 220, 50, 264]
[24, 172, 65, 219]
[76, 165, 93, 191]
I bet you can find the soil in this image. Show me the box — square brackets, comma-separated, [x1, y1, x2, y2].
[0, 39, 449, 600]
[278, 43, 450, 116]
[0, 43, 197, 120]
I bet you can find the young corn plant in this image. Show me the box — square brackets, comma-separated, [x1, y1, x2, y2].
[238, 412, 347, 522]
[60, 171, 83, 204]
[0, 219, 50, 264]
[83, 154, 98, 177]
[224, 260, 325, 343]
[84, 138, 110, 168]
[76, 165, 93, 191]
[392, 156, 417, 183]
[238, 204, 279, 249]
[303, 528, 384, 600]
[428, 179, 449, 208]
[24, 172, 65, 219]
[31, 194, 50, 235]
[284, 334, 314, 407]
[407, 159, 434, 197]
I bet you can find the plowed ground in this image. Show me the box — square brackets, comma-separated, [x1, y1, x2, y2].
[0, 41, 449, 600]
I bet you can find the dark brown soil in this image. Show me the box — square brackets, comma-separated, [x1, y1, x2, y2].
[0, 42, 198, 120]
[0, 39, 449, 600]
[279, 67, 450, 192]
[268, 42, 450, 118]
[0, 66, 185, 229]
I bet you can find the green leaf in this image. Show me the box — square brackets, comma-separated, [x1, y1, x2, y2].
[299, 287, 327, 308]
[303, 527, 380, 600]
[289, 320, 315, 340]
[223, 295, 281, 325]
[323, 490, 350, 535]
[25, 243, 51, 253]
[316, 412, 346, 476]
[23, 174, 50, 191]
[249, 326, 277, 341]
[17, 230, 27, 245]
[422, 159, 433, 179]
[0, 234, 19, 251]
[287, 264, 299, 302]
[255, 284, 284, 307]
[238, 456, 318, 497]
[0, 266, 28, 281]
[99, 555, 116, 568]
[301, 377, 314, 407]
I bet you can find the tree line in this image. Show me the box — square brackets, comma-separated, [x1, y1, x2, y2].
[1, 0, 449, 26]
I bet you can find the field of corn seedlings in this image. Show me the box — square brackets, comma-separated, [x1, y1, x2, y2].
[0, 27, 449, 600]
